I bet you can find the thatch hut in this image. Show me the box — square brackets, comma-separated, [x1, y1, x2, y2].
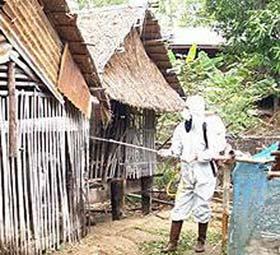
[78, 4, 184, 216]
[0, 0, 105, 253]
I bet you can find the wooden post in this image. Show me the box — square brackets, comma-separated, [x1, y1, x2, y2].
[222, 163, 231, 252]
[141, 176, 153, 214]
[111, 179, 124, 221]
[8, 61, 17, 158]
[273, 97, 279, 112]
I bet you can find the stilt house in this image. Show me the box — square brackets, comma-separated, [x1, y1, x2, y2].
[78, 4, 185, 208]
[0, 0, 105, 253]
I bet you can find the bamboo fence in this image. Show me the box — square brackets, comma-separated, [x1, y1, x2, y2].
[0, 90, 89, 254]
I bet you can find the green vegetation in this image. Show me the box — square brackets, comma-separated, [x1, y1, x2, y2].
[206, 0, 280, 76]
[175, 51, 278, 134]
[157, 0, 280, 141]
[138, 227, 221, 255]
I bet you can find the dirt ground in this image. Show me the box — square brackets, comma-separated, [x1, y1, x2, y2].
[54, 209, 222, 255]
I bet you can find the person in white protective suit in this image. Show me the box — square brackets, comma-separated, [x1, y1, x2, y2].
[159, 95, 227, 253]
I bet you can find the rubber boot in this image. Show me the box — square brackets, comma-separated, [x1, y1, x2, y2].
[161, 220, 183, 253]
[194, 222, 208, 253]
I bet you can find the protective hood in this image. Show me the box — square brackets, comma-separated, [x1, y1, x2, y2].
[185, 95, 205, 117]
[181, 95, 206, 131]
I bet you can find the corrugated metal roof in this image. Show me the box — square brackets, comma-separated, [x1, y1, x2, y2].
[0, 0, 63, 101]
[171, 27, 225, 46]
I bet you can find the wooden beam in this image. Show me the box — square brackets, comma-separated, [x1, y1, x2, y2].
[10, 54, 39, 82]
[165, 76, 179, 83]
[8, 61, 17, 158]
[147, 53, 169, 61]
[145, 47, 167, 54]
[144, 20, 159, 26]
[47, 12, 77, 26]
[156, 61, 172, 69]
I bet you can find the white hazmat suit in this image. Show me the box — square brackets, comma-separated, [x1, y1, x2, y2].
[161, 96, 227, 223]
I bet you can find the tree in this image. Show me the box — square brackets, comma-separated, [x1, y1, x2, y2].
[206, 0, 280, 77]
[156, 0, 211, 29]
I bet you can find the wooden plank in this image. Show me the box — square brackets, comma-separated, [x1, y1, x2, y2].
[53, 102, 60, 249]
[147, 53, 169, 61]
[25, 94, 35, 253]
[57, 103, 69, 243]
[29, 93, 39, 253]
[8, 61, 17, 157]
[43, 96, 51, 250]
[1, 96, 13, 245]
[11, 54, 39, 82]
[0, 97, 4, 247]
[144, 46, 167, 54]
[16, 92, 26, 254]
[222, 163, 231, 252]
[36, 95, 43, 254]
[62, 106, 71, 242]
[57, 44, 91, 118]
[0, 71, 31, 80]
[21, 92, 31, 254]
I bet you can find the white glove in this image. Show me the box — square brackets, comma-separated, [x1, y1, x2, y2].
[158, 149, 172, 158]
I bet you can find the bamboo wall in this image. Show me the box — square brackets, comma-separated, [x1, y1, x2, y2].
[89, 102, 156, 182]
[0, 90, 89, 254]
[89, 101, 128, 182]
[124, 109, 156, 179]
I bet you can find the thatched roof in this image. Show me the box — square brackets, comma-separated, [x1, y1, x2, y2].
[78, 5, 184, 112]
[78, 5, 146, 72]
[103, 30, 184, 112]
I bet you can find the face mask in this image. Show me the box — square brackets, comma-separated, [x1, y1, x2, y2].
[181, 108, 191, 120]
